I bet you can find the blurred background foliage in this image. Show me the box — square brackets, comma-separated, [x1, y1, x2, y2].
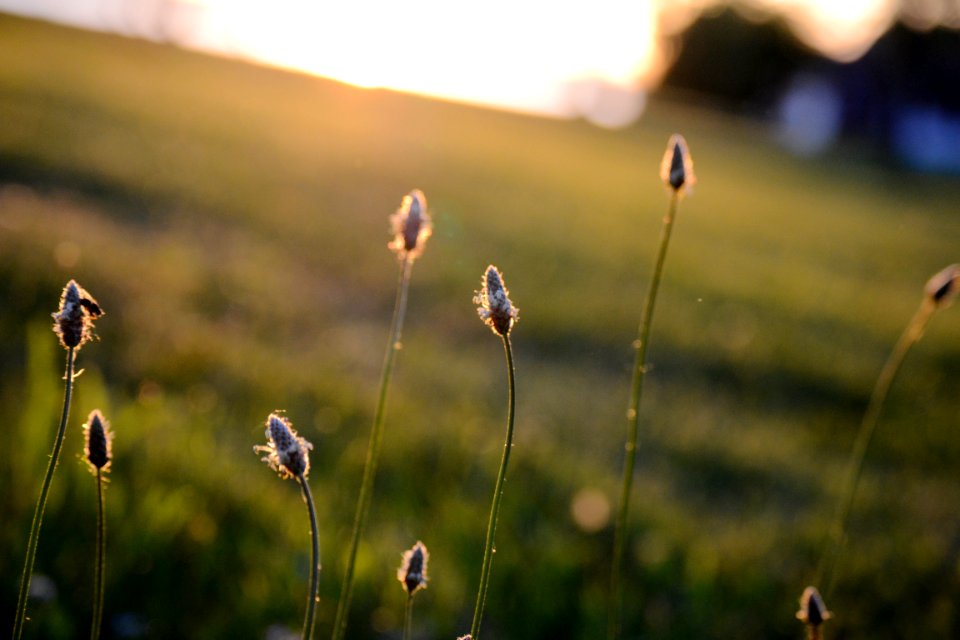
[1, 13, 960, 639]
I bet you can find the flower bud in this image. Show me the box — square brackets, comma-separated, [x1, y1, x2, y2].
[660, 134, 695, 193]
[796, 586, 831, 627]
[389, 189, 433, 260]
[397, 541, 429, 595]
[53, 280, 103, 350]
[474, 265, 518, 337]
[925, 263, 959, 308]
[83, 409, 113, 473]
[254, 412, 313, 479]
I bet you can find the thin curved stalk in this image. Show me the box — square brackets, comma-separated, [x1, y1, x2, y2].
[13, 347, 76, 639]
[90, 468, 106, 640]
[402, 595, 414, 640]
[609, 192, 679, 640]
[817, 302, 933, 595]
[470, 335, 517, 640]
[299, 474, 321, 640]
[332, 256, 413, 640]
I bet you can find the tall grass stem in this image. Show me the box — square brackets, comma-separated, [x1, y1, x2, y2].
[90, 468, 106, 640]
[402, 595, 414, 640]
[332, 255, 413, 640]
[817, 302, 934, 594]
[13, 347, 76, 639]
[609, 191, 679, 640]
[299, 474, 321, 640]
[470, 335, 516, 640]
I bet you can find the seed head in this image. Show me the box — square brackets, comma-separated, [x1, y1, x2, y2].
[389, 189, 433, 261]
[925, 263, 960, 308]
[83, 409, 113, 473]
[52, 280, 103, 350]
[254, 412, 313, 479]
[660, 133, 695, 193]
[796, 586, 831, 628]
[474, 265, 518, 337]
[397, 540, 429, 596]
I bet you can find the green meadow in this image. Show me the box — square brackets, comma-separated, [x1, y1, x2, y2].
[1, 13, 959, 639]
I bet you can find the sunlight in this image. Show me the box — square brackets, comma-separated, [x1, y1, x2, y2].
[762, 0, 898, 60]
[0, 0, 938, 125]
[184, 0, 658, 125]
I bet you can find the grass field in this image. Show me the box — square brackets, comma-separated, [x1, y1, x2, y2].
[1, 13, 959, 639]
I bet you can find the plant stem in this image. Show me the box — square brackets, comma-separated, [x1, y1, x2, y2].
[90, 468, 106, 640]
[402, 595, 414, 640]
[13, 347, 76, 640]
[332, 256, 413, 640]
[470, 335, 517, 640]
[299, 474, 321, 640]
[817, 301, 934, 595]
[609, 191, 679, 640]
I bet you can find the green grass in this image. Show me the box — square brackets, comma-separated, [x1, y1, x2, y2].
[1, 13, 959, 639]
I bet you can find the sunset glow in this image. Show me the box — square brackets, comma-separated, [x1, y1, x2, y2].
[0, 0, 933, 125]
[178, 0, 659, 125]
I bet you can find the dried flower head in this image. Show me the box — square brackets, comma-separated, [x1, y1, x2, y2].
[474, 265, 518, 337]
[397, 541, 429, 595]
[389, 189, 433, 261]
[83, 409, 113, 473]
[456, 636, 472, 640]
[796, 586, 831, 628]
[925, 263, 960, 308]
[254, 412, 313, 479]
[52, 280, 103, 350]
[660, 133, 695, 193]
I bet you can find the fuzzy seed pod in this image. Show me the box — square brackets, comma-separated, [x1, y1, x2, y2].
[52, 280, 103, 350]
[660, 134, 695, 193]
[254, 412, 313, 479]
[389, 189, 433, 261]
[925, 263, 960, 308]
[397, 541, 429, 595]
[474, 265, 518, 337]
[796, 586, 831, 627]
[83, 409, 113, 473]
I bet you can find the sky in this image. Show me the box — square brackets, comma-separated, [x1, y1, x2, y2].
[0, 0, 948, 127]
